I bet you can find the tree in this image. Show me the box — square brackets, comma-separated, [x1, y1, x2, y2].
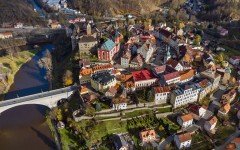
[147, 90, 154, 102]
[213, 53, 228, 67]
[95, 103, 102, 112]
[194, 35, 202, 46]
[63, 70, 73, 86]
[85, 105, 95, 116]
[179, 22, 185, 29]
[38, 49, 53, 89]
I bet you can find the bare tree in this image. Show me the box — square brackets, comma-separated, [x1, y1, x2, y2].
[38, 49, 53, 89]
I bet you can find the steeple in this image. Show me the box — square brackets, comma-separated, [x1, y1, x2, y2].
[164, 45, 171, 63]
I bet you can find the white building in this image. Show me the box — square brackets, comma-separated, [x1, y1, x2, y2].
[177, 113, 193, 128]
[152, 86, 171, 104]
[132, 70, 158, 90]
[200, 70, 221, 91]
[188, 104, 207, 120]
[121, 51, 131, 68]
[91, 72, 116, 91]
[204, 116, 217, 131]
[163, 72, 180, 85]
[112, 98, 128, 110]
[170, 84, 201, 108]
[229, 56, 240, 65]
[166, 58, 183, 71]
[174, 132, 192, 149]
[137, 41, 155, 63]
[197, 79, 212, 101]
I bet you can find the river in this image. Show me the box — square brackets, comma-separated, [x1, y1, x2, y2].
[0, 44, 56, 150]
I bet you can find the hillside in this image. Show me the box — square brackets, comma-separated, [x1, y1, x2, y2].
[0, 0, 45, 26]
[200, 0, 240, 21]
[69, 0, 168, 16]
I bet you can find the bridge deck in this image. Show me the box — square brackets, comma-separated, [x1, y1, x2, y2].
[0, 85, 78, 107]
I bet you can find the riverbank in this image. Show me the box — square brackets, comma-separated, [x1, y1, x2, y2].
[0, 49, 39, 100]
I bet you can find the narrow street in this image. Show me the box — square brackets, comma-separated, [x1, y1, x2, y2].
[215, 129, 240, 150]
[158, 136, 173, 150]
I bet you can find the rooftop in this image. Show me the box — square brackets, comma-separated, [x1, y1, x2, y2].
[166, 58, 179, 68]
[207, 116, 217, 125]
[176, 132, 192, 143]
[153, 86, 171, 93]
[132, 70, 156, 82]
[180, 113, 193, 122]
[79, 35, 97, 42]
[101, 39, 115, 51]
[91, 72, 115, 85]
[163, 71, 180, 81]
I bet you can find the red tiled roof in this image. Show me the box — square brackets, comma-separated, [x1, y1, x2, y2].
[179, 69, 195, 81]
[132, 70, 156, 81]
[177, 132, 192, 143]
[163, 71, 180, 81]
[139, 129, 156, 140]
[181, 113, 193, 122]
[166, 58, 179, 68]
[92, 64, 114, 72]
[198, 79, 211, 88]
[207, 116, 217, 125]
[153, 86, 171, 93]
[153, 65, 167, 74]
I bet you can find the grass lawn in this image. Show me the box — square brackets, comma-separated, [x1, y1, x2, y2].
[58, 128, 80, 150]
[157, 107, 172, 113]
[78, 120, 128, 144]
[215, 125, 235, 145]
[221, 45, 240, 57]
[123, 109, 152, 118]
[190, 134, 214, 150]
[0, 49, 38, 97]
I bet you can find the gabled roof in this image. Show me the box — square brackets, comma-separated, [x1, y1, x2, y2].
[176, 132, 192, 143]
[163, 71, 180, 81]
[219, 103, 231, 114]
[180, 113, 193, 122]
[198, 79, 212, 88]
[159, 28, 172, 38]
[153, 86, 171, 93]
[188, 104, 207, 116]
[179, 69, 195, 81]
[92, 64, 114, 72]
[132, 70, 156, 82]
[153, 65, 176, 74]
[101, 39, 115, 51]
[139, 129, 156, 140]
[112, 97, 128, 104]
[131, 54, 143, 66]
[207, 116, 217, 125]
[166, 58, 179, 68]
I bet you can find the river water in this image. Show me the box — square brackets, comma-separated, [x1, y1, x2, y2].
[0, 44, 56, 150]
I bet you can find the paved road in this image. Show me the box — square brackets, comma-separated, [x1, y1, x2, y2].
[158, 136, 173, 150]
[215, 129, 240, 150]
[0, 85, 78, 107]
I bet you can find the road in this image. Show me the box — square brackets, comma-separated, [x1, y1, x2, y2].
[0, 85, 78, 107]
[158, 136, 173, 150]
[215, 129, 240, 150]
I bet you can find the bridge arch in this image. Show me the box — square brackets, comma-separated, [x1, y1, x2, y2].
[0, 85, 78, 114]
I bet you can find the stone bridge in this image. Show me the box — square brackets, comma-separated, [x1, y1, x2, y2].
[0, 85, 78, 114]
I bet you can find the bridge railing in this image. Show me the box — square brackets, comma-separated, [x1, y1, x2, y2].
[0, 85, 78, 107]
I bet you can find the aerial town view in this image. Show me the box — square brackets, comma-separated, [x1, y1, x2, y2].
[0, 0, 240, 150]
